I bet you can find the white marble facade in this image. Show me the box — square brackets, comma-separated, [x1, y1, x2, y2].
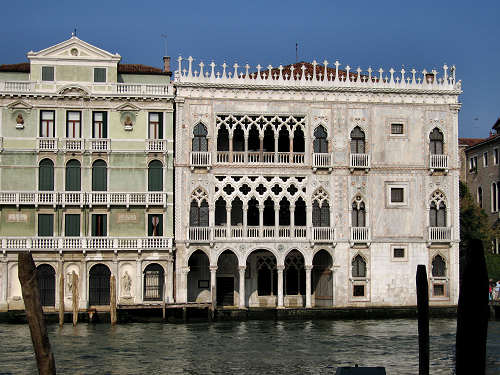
[173, 59, 462, 308]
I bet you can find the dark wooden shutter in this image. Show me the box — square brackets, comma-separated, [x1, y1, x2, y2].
[321, 202, 330, 227]
[92, 160, 107, 191]
[148, 214, 163, 236]
[189, 201, 199, 226]
[65, 160, 81, 191]
[148, 160, 163, 191]
[429, 202, 437, 227]
[91, 214, 107, 236]
[200, 201, 209, 227]
[38, 214, 54, 236]
[65, 214, 80, 236]
[39, 159, 54, 191]
[102, 112, 108, 138]
[158, 113, 163, 139]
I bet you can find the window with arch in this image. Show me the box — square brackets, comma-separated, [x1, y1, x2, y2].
[39, 159, 54, 191]
[429, 128, 444, 155]
[143, 263, 164, 301]
[285, 250, 305, 296]
[352, 255, 366, 278]
[217, 124, 229, 151]
[492, 182, 499, 213]
[350, 126, 365, 154]
[429, 191, 447, 227]
[351, 197, 366, 227]
[92, 160, 107, 191]
[215, 197, 227, 226]
[192, 123, 208, 152]
[256, 255, 277, 296]
[189, 188, 209, 227]
[312, 188, 330, 227]
[477, 186, 483, 209]
[148, 160, 163, 191]
[432, 255, 446, 277]
[65, 159, 81, 191]
[313, 126, 328, 153]
[231, 197, 243, 226]
[36, 264, 56, 306]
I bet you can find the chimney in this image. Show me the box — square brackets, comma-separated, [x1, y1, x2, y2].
[163, 56, 170, 73]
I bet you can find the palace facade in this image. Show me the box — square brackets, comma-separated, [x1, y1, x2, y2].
[0, 37, 174, 311]
[0, 36, 462, 313]
[174, 58, 462, 308]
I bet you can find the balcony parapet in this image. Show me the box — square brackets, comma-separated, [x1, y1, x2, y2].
[350, 153, 370, 171]
[190, 151, 211, 169]
[312, 153, 332, 171]
[430, 154, 448, 173]
[428, 227, 452, 244]
[37, 137, 58, 153]
[146, 139, 167, 153]
[62, 138, 84, 153]
[0, 237, 174, 253]
[214, 151, 305, 166]
[350, 226, 371, 245]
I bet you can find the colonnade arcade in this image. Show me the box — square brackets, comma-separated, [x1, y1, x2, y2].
[185, 247, 335, 308]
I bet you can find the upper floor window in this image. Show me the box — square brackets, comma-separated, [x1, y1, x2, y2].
[192, 123, 208, 152]
[351, 198, 366, 227]
[148, 160, 163, 191]
[148, 214, 163, 236]
[483, 152, 488, 167]
[39, 158, 54, 191]
[190, 188, 209, 227]
[429, 191, 447, 227]
[352, 255, 366, 278]
[94, 68, 106, 83]
[38, 214, 54, 237]
[429, 128, 444, 155]
[494, 148, 499, 165]
[65, 214, 80, 237]
[91, 214, 107, 236]
[469, 156, 478, 171]
[350, 127, 365, 154]
[92, 111, 107, 138]
[391, 123, 404, 135]
[312, 188, 330, 227]
[65, 159, 81, 191]
[92, 160, 107, 191]
[66, 111, 81, 138]
[492, 182, 499, 213]
[313, 126, 328, 153]
[148, 113, 163, 139]
[42, 66, 54, 82]
[40, 110, 55, 137]
[431, 255, 446, 277]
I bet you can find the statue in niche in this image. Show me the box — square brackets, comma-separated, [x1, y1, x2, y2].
[121, 271, 132, 297]
[124, 115, 133, 130]
[16, 113, 24, 128]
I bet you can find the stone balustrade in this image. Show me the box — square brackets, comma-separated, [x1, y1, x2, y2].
[0, 237, 173, 252]
[430, 154, 449, 171]
[350, 226, 371, 243]
[428, 227, 452, 242]
[350, 153, 370, 170]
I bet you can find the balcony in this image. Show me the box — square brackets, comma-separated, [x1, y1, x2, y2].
[312, 153, 332, 170]
[0, 192, 58, 207]
[428, 227, 452, 243]
[88, 138, 110, 153]
[62, 138, 84, 153]
[146, 139, 167, 153]
[312, 227, 335, 242]
[215, 151, 305, 166]
[0, 237, 173, 252]
[350, 226, 371, 244]
[37, 138, 58, 152]
[430, 154, 448, 172]
[60, 192, 85, 207]
[190, 151, 211, 168]
[87, 192, 167, 208]
[350, 153, 370, 171]
[188, 227, 212, 242]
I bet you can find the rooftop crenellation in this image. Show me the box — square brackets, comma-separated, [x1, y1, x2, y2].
[175, 56, 461, 91]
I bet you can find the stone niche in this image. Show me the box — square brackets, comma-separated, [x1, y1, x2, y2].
[119, 263, 135, 304]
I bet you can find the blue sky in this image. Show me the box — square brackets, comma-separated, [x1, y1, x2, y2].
[1, 0, 498, 137]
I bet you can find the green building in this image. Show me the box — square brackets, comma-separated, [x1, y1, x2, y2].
[0, 36, 174, 311]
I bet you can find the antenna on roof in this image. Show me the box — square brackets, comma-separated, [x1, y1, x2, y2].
[72, 27, 77, 37]
[161, 34, 168, 57]
[296, 42, 298, 63]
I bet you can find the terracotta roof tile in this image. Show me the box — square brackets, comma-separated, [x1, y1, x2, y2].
[117, 64, 166, 75]
[459, 138, 485, 147]
[0, 63, 30, 73]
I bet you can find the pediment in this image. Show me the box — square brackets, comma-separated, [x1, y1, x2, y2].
[57, 84, 90, 97]
[27, 36, 120, 63]
[7, 99, 33, 111]
[115, 103, 141, 112]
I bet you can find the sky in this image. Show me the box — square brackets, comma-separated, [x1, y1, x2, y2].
[0, 0, 498, 138]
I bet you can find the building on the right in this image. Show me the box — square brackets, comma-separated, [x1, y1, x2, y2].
[461, 119, 500, 254]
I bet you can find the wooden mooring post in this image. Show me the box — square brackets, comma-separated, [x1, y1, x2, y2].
[110, 275, 117, 325]
[456, 239, 489, 374]
[58, 273, 64, 327]
[72, 271, 78, 326]
[18, 252, 56, 375]
[416, 264, 429, 375]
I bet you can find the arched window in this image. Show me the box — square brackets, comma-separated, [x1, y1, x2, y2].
[352, 255, 366, 278]
[190, 188, 209, 227]
[352, 199, 366, 227]
[65, 159, 81, 191]
[350, 126, 365, 154]
[429, 191, 447, 227]
[215, 197, 227, 226]
[432, 255, 446, 277]
[148, 160, 163, 192]
[293, 127, 305, 153]
[248, 125, 260, 152]
[279, 197, 290, 226]
[278, 127, 290, 152]
[231, 197, 243, 226]
[39, 159, 54, 191]
[294, 197, 306, 226]
[313, 201, 330, 227]
[192, 123, 208, 152]
[477, 186, 483, 208]
[92, 160, 107, 191]
[263, 125, 275, 152]
[143, 263, 164, 301]
[429, 128, 444, 155]
[247, 198, 259, 226]
[217, 124, 229, 151]
[492, 182, 498, 212]
[36, 264, 55, 306]
[285, 250, 305, 296]
[89, 264, 111, 306]
[233, 125, 245, 152]
[313, 126, 328, 153]
[263, 197, 275, 226]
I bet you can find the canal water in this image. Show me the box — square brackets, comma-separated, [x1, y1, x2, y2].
[0, 319, 499, 374]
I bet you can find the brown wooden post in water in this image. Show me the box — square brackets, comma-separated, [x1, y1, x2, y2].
[456, 239, 489, 374]
[416, 264, 429, 375]
[110, 275, 117, 325]
[72, 271, 78, 326]
[18, 252, 56, 375]
[58, 273, 64, 327]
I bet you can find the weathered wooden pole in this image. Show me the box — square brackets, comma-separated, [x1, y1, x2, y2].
[58, 273, 64, 327]
[72, 271, 78, 326]
[416, 264, 429, 375]
[456, 239, 489, 374]
[110, 275, 117, 325]
[18, 252, 56, 375]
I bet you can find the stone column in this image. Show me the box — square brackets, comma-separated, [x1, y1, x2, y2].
[238, 266, 246, 308]
[289, 135, 294, 162]
[259, 206, 264, 236]
[0, 260, 8, 309]
[210, 266, 218, 307]
[243, 203, 248, 237]
[80, 259, 88, 309]
[259, 136, 264, 161]
[274, 206, 279, 237]
[135, 257, 143, 304]
[331, 266, 336, 307]
[226, 206, 232, 238]
[209, 205, 215, 234]
[305, 265, 313, 308]
[229, 135, 233, 162]
[166, 259, 174, 303]
[290, 205, 295, 238]
[277, 265, 284, 308]
[274, 135, 279, 162]
[113, 260, 119, 305]
[178, 267, 189, 303]
[306, 203, 313, 234]
[244, 135, 249, 163]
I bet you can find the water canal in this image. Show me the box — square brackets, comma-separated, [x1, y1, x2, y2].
[1, 319, 499, 374]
